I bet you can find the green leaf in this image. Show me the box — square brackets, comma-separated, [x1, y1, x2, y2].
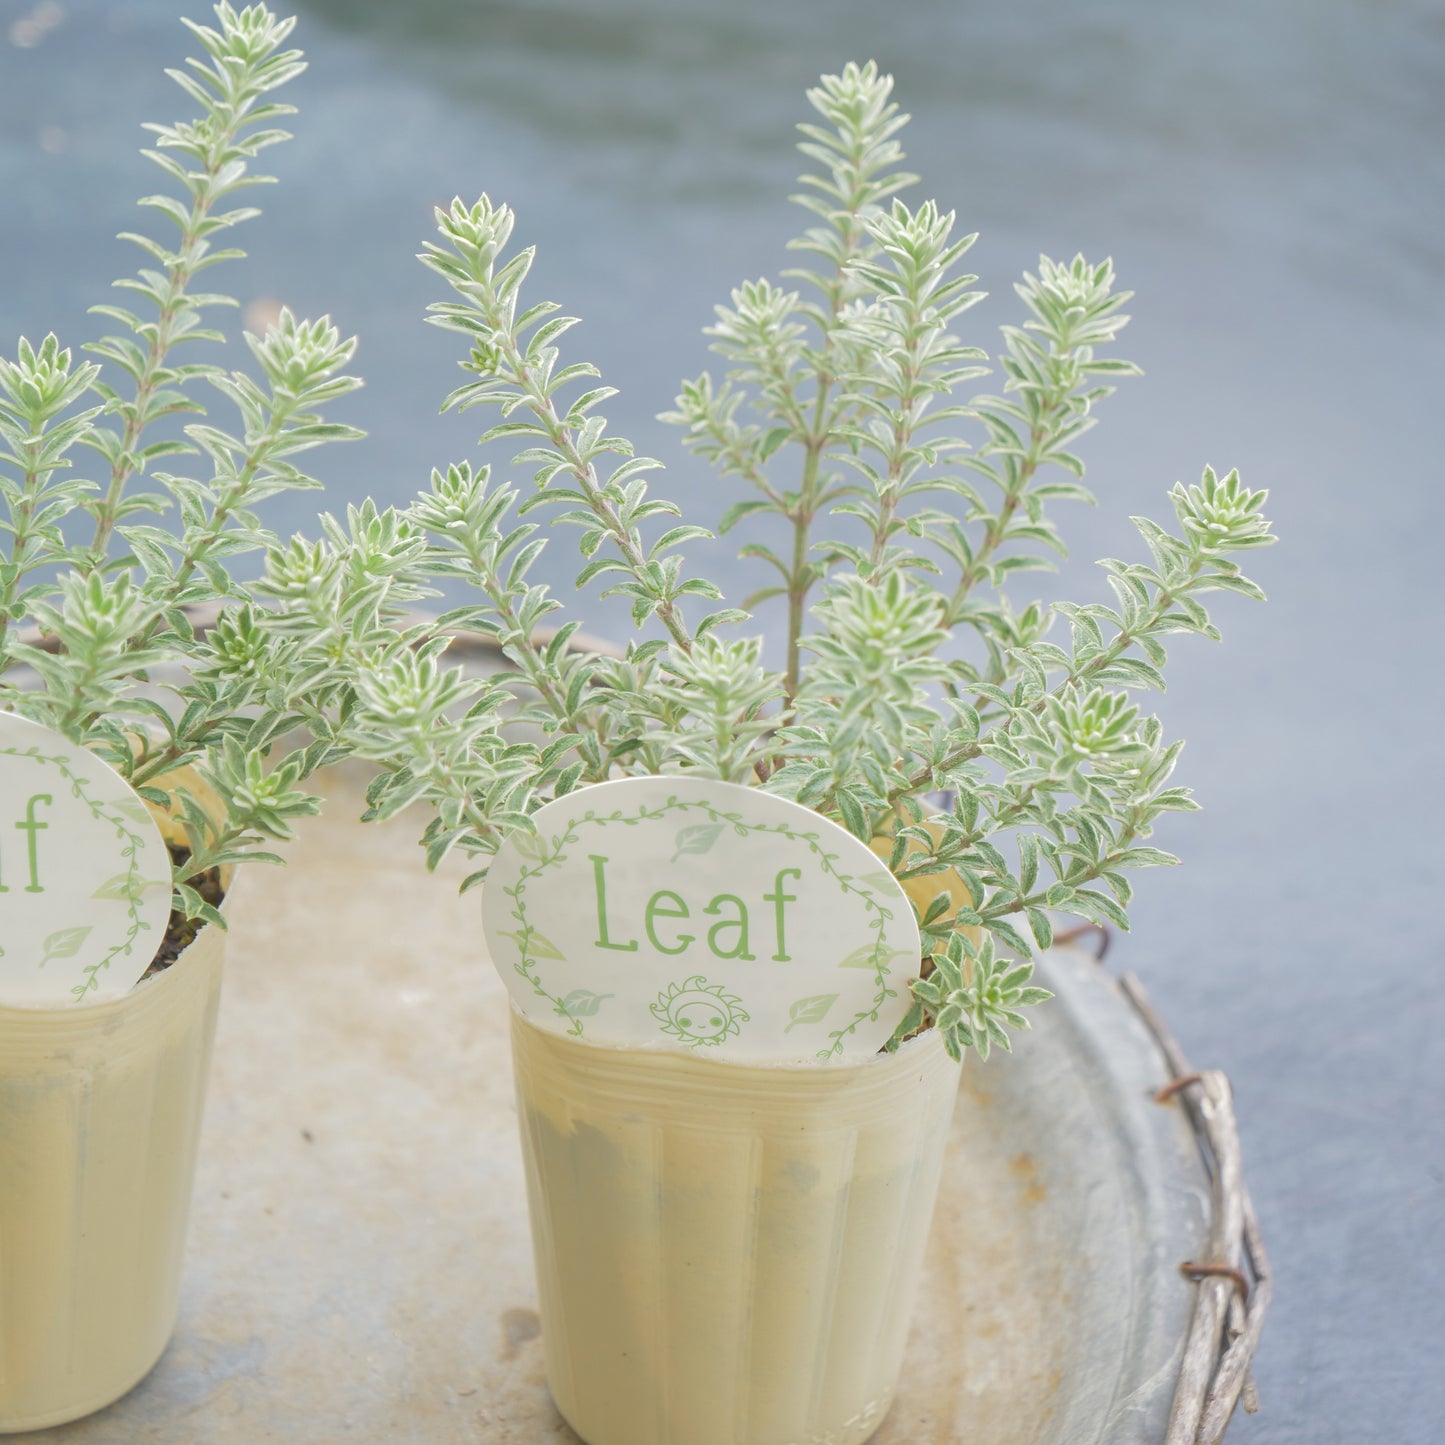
[856, 871, 900, 894]
[670, 823, 726, 862]
[784, 993, 838, 1032]
[559, 989, 612, 1018]
[1025, 907, 1054, 950]
[1113, 846, 1179, 869]
[91, 870, 167, 901]
[1067, 888, 1131, 930]
[834, 790, 869, 841]
[838, 942, 912, 971]
[39, 925, 93, 966]
[982, 916, 1034, 958]
[498, 928, 566, 961]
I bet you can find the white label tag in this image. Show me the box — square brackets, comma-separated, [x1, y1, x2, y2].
[0, 713, 174, 1006]
[481, 777, 922, 1061]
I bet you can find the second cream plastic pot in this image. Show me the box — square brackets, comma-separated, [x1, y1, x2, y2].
[511, 1010, 962, 1445]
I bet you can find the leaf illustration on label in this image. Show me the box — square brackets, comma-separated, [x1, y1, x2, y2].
[785, 993, 839, 1032]
[91, 870, 167, 902]
[560, 989, 613, 1018]
[91, 872, 136, 902]
[671, 823, 726, 862]
[838, 943, 914, 971]
[110, 798, 153, 825]
[838, 942, 881, 970]
[856, 871, 900, 894]
[38, 925, 93, 968]
[498, 928, 566, 961]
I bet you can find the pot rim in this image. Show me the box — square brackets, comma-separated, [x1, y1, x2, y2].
[508, 999, 955, 1102]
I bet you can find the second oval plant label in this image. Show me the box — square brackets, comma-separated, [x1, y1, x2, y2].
[481, 777, 922, 1061]
[0, 712, 174, 1006]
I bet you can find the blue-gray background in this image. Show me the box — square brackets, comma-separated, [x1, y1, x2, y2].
[3, 2, 1442, 1439]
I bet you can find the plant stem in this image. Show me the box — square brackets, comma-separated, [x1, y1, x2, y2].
[90, 157, 240, 555]
[946, 392, 1066, 622]
[0, 444, 48, 653]
[500, 334, 697, 656]
[866, 333, 926, 574]
[784, 391, 831, 701]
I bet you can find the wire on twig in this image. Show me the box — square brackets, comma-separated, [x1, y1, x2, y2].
[1118, 973, 1272, 1444]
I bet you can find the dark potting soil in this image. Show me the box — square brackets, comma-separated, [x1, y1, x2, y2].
[137, 845, 226, 983]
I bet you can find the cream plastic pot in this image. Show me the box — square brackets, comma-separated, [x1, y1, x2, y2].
[0, 917, 224, 1432]
[511, 1010, 962, 1445]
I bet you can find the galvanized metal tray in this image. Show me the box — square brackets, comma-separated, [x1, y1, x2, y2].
[24, 763, 1263, 1443]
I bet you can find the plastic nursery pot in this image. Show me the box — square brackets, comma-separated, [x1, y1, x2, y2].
[0, 919, 224, 1431]
[0, 770, 227, 1433]
[511, 1009, 962, 1445]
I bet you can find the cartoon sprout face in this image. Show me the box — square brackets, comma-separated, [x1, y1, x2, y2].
[651, 976, 750, 1047]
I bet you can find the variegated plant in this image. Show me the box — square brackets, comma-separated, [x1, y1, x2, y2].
[0, 4, 363, 928]
[257, 63, 1274, 1059]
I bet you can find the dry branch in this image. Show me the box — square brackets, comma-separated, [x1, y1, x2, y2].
[1119, 971, 1272, 1444]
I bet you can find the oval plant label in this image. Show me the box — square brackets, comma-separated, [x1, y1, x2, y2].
[0, 713, 173, 1006]
[481, 777, 923, 1061]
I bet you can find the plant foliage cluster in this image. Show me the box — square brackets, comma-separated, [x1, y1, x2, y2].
[0, 4, 363, 928]
[6, 8, 1273, 1055]
[271, 63, 1273, 1059]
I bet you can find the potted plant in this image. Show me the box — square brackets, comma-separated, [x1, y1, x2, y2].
[261, 63, 1274, 1445]
[0, 4, 366, 1430]
[267, 60, 1278, 1445]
